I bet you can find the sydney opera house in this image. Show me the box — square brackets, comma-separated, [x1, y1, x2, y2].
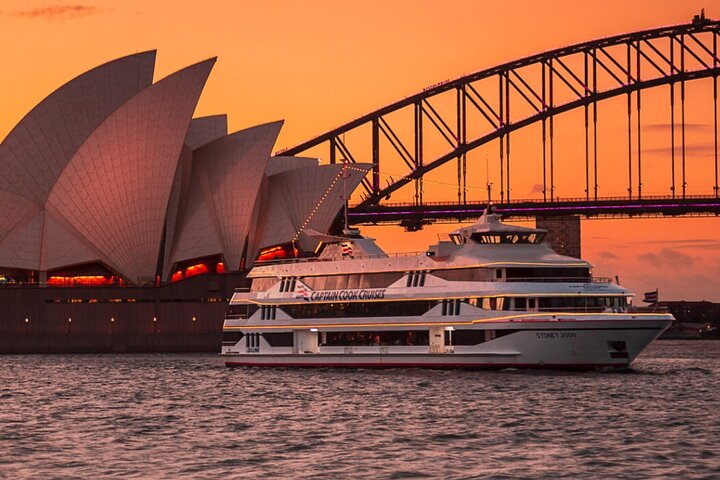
[0, 51, 369, 352]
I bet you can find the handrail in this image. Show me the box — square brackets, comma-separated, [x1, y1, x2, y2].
[254, 251, 429, 266]
[350, 193, 719, 209]
[505, 276, 613, 283]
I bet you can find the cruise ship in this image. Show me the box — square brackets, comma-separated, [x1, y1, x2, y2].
[221, 208, 673, 369]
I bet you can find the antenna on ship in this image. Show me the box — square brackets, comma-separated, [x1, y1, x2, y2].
[340, 134, 359, 237]
[485, 154, 493, 205]
[343, 138, 349, 233]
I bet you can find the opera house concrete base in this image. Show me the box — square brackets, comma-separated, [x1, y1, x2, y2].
[0, 273, 245, 354]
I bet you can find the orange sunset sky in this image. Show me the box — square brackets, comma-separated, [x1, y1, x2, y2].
[1, 0, 719, 301]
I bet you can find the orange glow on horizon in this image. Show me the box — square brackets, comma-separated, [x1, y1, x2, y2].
[1, 0, 718, 300]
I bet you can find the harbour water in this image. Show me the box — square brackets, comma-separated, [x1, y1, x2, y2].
[1, 340, 718, 479]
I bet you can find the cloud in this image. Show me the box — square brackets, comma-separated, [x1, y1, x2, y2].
[643, 123, 710, 132]
[5, 4, 105, 20]
[633, 239, 720, 250]
[529, 184, 544, 195]
[637, 248, 696, 268]
[597, 251, 619, 259]
[642, 144, 716, 157]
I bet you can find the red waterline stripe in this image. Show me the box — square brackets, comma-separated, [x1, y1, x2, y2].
[224, 361, 628, 370]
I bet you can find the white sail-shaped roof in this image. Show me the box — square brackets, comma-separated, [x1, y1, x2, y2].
[161, 115, 230, 277]
[39, 212, 102, 271]
[0, 211, 44, 269]
[264, 156, 318, 176]
[47, 58, 216, 281]
[164, 172, 224, 273]
[249, 163, 372, 256]
[185, 115, 228, 150]
[0, 51, 156, 272]
[190, 121, 283, 270]
[0, 191, 39, 245]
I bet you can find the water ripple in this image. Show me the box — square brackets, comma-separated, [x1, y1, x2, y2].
[0, 341, 718, 478]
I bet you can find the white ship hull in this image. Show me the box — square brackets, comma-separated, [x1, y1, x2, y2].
[222, 316, 671, 370]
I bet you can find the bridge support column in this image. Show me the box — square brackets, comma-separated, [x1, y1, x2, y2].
[535, 216, 581, 259]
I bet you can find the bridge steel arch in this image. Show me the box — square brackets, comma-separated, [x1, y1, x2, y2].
[280, 20, 720, 211]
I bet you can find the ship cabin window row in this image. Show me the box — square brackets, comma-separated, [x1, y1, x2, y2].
[229, 295, 628, 320]
[468, 296, 626, 312]
[319, 330, 430, 347]
[251, 266, 591, 293]
[449, 232, 547, 245]
[225, 329, 522, 348]
[505, 267, 590, 282]
[281, 300, 438, 319]
[251, 272, 404, 292]
[470, 232, 546, 245]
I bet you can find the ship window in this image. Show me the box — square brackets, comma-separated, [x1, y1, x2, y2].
[279, 277, 299, 292]
[453, 329, 487, 345]
[449, 234, 464, 245]
[263, 332, 294, 347]
[441, 299, 463, 316]
[222, 331, 244, 345]
[505, 267, 590, 282]
[406, 271, 427, 288]
[260, 305, 277, 320]
[226, 305, 253, 320]
[452, 329, 520, 344]
[433, 268, 493, 282]
[495, 329, 518, 339]
[246, 333, 261, 352]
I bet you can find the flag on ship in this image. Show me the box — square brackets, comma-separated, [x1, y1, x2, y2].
[341, 242, 354, 258]
[643, 289, 659, 304]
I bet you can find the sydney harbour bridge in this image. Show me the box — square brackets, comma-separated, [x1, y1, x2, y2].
[281, 18, 720, 237]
